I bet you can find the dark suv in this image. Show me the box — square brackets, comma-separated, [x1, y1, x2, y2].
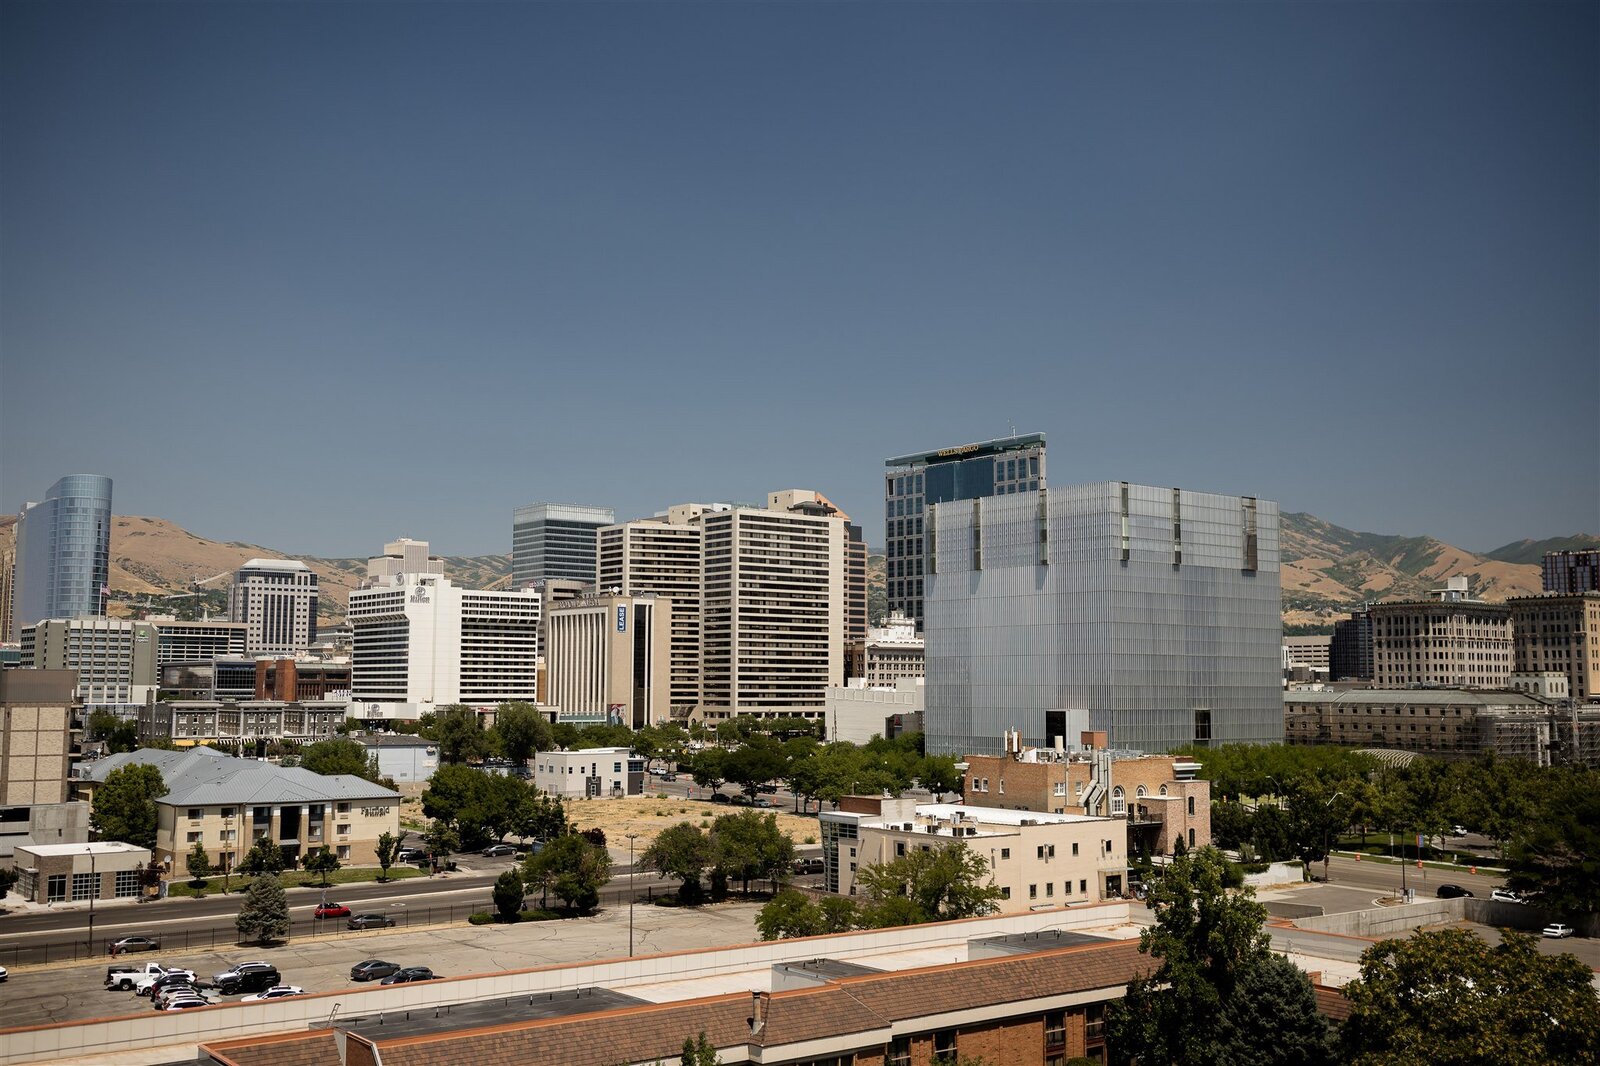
[1436, 884, 1473, 899]
[217, 967, 282, 995]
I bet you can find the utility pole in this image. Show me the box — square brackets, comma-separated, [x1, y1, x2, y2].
[626, 833, 639, 957]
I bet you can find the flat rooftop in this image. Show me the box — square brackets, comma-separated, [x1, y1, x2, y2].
[18, 841, 147, 857]
[337, 986, 645, 1042]
[886, 432, 1046, 468]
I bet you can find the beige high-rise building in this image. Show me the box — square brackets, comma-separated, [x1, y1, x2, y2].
[598, 509, 707, 718]
[546, 592, 672, 729]
[699, 496, 845, 721]
[1370, 586, 1513, 690]
[0, 670, 78, 805]
[21, 617, 160, 711]
[1509, 592, 1600, 701]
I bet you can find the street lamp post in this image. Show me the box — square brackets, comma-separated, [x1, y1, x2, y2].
[1322, 791, 1344, 883]
[626, 833, 639, 957]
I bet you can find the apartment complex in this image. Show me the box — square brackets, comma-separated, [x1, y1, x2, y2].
[545, 592, 672, 728]
[511, 502, 614, 589]
[20, 617, 159, 711]
[961, 747, 1211, 858]
[699, 498, 845, 721]
[229, 559, 319, 656]
[138, 700, 347, 749]
[821, 795, 1129, 908]
[1543, 549, 1600, 594]
[10, 473, 113, 635]
[1330, 608, 1374, 682]
[0, 670, 79, 806]
[149, 617, 249, 666]
[79, 746, 400, 869]
[1508, 592, 1600, 701]
[347, 572, 540, 723]
[925, 481, 1281, 755]
[598, 507, 706, 717]
[884, 433, 1046, 629]
[1369, 586, 1513, 689]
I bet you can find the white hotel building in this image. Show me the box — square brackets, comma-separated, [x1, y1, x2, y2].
[347, 572, 541, 724]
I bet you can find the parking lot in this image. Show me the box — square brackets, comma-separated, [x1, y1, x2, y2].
[0, 899, 764, 1029]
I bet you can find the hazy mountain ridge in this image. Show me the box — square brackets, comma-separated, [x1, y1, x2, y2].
[1481, 534, 1600, 567]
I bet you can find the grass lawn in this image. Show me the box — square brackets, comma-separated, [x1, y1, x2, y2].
[167, 865, 427, 897]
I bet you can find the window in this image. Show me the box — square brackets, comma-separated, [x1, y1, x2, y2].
[1189, 828, 1196, 848]
[337, 802, 350, 814]
[934, 1031, 957, 1060]
[72, 872, 96, 901]
[337, 845, 351, 860]
[1072, 842, 1079, 856]
[1111, 786, 1125, 816]
[338, 824, 350, 836]
[114, 869, 139, 897]
[47, 874, 67, 902]
[1046, 882, 1054, 897]
[1079, 879, 1088, 894]
[1000, 848, 1010, 860]
[886, 1036, 912, 1066]
[1044, 1008, 1066, 1049]
[1029, 884, 1038, 899]
[1054, 781, 1066, 796]
[187, 808, 203, 820]
[187, 831, 202, 844]
[1188, 796, 1196, 816]
[1159, 785, 1168, 796]
[1000, 886, 1011, 899]
[896, 842, 906, 857]
[1135, 786, 1147, 799]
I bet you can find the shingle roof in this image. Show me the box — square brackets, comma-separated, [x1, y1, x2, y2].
[85, 747, 398, 807]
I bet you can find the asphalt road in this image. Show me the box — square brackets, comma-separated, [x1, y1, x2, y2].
[1321, 853, 1508, 897]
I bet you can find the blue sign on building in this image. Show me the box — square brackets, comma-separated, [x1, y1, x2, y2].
[617, 604, 627, 632]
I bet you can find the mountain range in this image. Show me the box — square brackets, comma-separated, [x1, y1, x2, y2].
[0, 513, 1593, 630]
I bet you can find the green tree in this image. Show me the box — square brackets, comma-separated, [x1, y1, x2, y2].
[422, 763, 500, 847]
[90, 764, 166, 849]
[755, 889, 824, 940]
[238, 837, 286, 876]
[643, 821, 714, 904]
[721, 738, 788, 800]
[493, 868, 525, 922]
[423, 819, 461, 865]
[303, 845, 341, 887]
[1341, 928, 1600, 1065]
[1105, 847, 1335, 1066]
[854, 841, 1003, 924]
[711, 810, 795, 895]
[685, 748, 727, 793]
[918, 754, 963, 799]
[550, 721, 581, 750]
[88, 710, 140, 754]
[492, 701, 552, 766]
[185, 841, 212, 884]
[523, 832, 611, 913]
[1507, 767, 1600, 916]
[374, 830, 405, 882]
[300, 737, 384, 782]
[680, 1031, 721, 1066]
[235, 873, 290, 943]
[515, 789, 568, 844]
[423, 704, 494, 764]
[0, 866, 19, 898]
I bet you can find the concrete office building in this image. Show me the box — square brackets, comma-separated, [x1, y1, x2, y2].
[1543, 549, 1600, 594]
[885, 434, 1046, 629]
[229, 559, 319, 656]
[1283, 688, 1572, 762]
[699, 496, 845, 721]
[598, 509, 708, 718]
[1330, 608, 1374, 682]
[365, 538, 444, 585]
[149, 617, 249, 666]
[821, 795, 1129, 907]
[1509, 592, 1600, 701]
[545, 591, 672, 729]
[159, 658, 257, 702]
[0, 669, 79, 806]
[925, 482, 1281, 756]
[1282, 636, 1332, 673]
[347, 572, 540, 724]
[533, 747, 646, 800]
[847, 612, 925, 686]
[1370, 581, 1513, 690]
[20, 617, 159, 712]
[10, 474, 114, 636]
[511, 502, 614, 589]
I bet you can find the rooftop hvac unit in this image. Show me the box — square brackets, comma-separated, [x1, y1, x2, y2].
[1020, 819, 1037, 826]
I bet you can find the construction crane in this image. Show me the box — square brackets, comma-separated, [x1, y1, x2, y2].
[137, 571, 233, 619]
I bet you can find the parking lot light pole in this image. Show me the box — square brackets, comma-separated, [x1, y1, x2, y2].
[626, 833, 639, 957]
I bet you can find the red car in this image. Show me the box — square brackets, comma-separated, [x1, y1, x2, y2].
[313, 902, 351, 920]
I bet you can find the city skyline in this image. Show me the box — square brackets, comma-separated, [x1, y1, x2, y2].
[3, 2, 1595, 556]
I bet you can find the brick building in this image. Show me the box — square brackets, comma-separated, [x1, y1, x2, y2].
[11, 840, 151, 904]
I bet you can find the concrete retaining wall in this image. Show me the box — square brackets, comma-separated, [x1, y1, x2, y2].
[1263, 901, 1323, 920]
[1243, 862, 1305, 888]
[1291, 898, 1464, 937]
[0, 902, 1131, 1066]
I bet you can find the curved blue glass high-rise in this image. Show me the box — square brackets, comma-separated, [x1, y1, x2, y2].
[12, 474, 113, 631]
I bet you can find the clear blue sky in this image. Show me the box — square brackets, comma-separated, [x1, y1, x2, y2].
[3, 1, 1595, 556]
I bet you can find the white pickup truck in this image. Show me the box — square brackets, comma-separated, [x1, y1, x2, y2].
[105, 962, 172, 991]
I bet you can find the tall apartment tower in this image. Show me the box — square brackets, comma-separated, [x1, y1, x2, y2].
[597, 507, 709, 718]
[11, 474, 113, 634]
[698, 497, 845, 721]
[924, 481, 1281, 755]
[228, 559, 319, 656]
[511, 503, 614, 590]
[1543, 550, 1600, 594]
[21, 617, 159, 711]
[884, 435, 1044, 629]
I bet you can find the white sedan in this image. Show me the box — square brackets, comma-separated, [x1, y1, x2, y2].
[1543, 924, 1575, 939]
[242, 985, 306, 1002]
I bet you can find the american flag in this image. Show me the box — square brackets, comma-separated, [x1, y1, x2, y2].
[101, 584, 110, 598]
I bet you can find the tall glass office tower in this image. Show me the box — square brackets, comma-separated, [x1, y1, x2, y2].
[884, 434, 1045, 629]
[511, 503, 615, 589]
[923, 481, 1281, 756]
[11, 474, 114, 632]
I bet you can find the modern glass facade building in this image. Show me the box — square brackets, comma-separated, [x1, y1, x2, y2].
[10, 474, 113, 634]
[884, 434, 1045, 629]
[923, 481, 1281, 756]
[511, 503, 615, 589]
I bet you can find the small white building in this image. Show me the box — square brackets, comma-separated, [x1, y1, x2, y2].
[824, 677, 924, 745]
[356, 734, 441, 784]
[534, 747, 645, 800]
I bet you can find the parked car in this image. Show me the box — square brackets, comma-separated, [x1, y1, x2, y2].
[350, 960, 401, 982]
[213, 961, 274, 984]
[791, 857, 824, 875]
[1543, 923, 1575, 939]
[756, 783, 778, 794]
[0, 965, 8, 982]
[1491, 889, 1524, 904]
[138, 969, 197, 997]
[396, 847, 426, 863]
[107, 936, 161, 956]
[314, 902, 352, 920]
[661, 772, 677, 782]
[160, 995, 212, 1012]
[1436, 884, 1473, 899]
[348, 913, 397, 930]
[381, 966, 439, 985]
[1451, 825, 1469, 837]
[216, 967, 282, 995]
[106, 962, 174, 991]
[481, 844, 517, 858]
[731, 794, 753, 806]
[709, 792, 731, 804]
[154, 983, 204, 1009]
[242, 985, 306, 1002]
